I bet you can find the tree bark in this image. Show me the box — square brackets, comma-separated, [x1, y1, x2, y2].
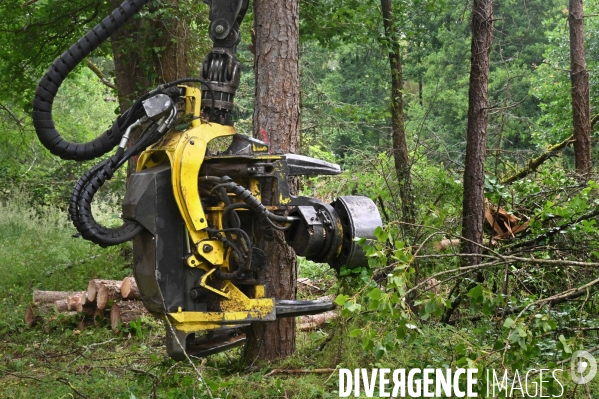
[32, 291, 76, 304]
[569, 0, 591, 177]
[380, 0, 415, 229]
[461, 0, 493, 267]
[245, 0, 300, 364]
[110, 301, 148, 330]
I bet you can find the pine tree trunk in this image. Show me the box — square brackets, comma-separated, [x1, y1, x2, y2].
[569, 0, 591, 176]
[461, 0, 493, 267]
[380, 0, 415, 229]
[244, 0, 300, 363]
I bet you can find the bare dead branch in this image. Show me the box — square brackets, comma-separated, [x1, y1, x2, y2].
[0, 103, 24, 127]
[85, 59, 116, 89]
[56, 378, 90, 399]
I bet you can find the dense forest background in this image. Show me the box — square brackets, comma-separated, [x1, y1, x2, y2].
[2, 0, 599, 397]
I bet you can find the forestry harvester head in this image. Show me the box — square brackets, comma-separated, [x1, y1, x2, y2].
[30, 0, 382, 360]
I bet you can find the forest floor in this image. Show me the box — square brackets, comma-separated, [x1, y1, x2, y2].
[0, 194, 364, 398]
[2, 195, 598, 398]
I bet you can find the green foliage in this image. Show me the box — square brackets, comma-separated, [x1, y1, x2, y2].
[531, 3, 599, 147]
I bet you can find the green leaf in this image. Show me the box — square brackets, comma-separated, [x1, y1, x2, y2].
[349, 329, 362, 338]
[503, 318, 515, 328]
[334, 294, 349, 306]
[373, 226, 388, 242]
[368, 287, 383, 300]
[558, 335, 572, 354]
[466, 285, 483, 299]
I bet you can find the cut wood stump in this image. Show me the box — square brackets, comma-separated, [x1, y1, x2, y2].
[87, 279, 122, 302]
[24, 306, 42, 328]
[110, 301, 148, 330]
[67, 292, 87, 312]
[95, 281, 123, 310]
[120, 276, 140, 300]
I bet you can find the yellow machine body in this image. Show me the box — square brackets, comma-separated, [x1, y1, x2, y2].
[135, 86, 276, 336]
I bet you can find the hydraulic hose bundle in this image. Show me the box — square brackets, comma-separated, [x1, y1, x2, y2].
[198, 176, 299, 279]
[30, 0, 152, 246]
[32, 0, 151, 161]
[30, 0, 221, 246]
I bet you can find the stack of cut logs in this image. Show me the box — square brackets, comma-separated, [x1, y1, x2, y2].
[25, 276, 149, 331]
[26, 277, 338, 332]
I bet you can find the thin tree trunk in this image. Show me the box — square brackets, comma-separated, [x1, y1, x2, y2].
[380, 0, 415, 229]
[245, 0, 300, 363]
[569, 0, 591, 176]
[443, 0, 494, 325]
[461, 0, 493, 267]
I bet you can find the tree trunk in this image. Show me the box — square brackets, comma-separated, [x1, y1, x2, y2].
[461, 0, 493, 267]
[569, 0, 591, 176]
[109, 0, 190, 175]
[245, 0, 300, 364]
[380, 0, 415, 230]
[443, 0, 494, 325]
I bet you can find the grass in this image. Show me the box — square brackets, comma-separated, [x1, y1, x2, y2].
[1, 194, 599, 398]
[0, 194, 353, 398]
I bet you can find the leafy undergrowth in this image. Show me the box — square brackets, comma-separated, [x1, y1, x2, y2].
[0, 196, 346, 398]
[2, 195, 599, 398]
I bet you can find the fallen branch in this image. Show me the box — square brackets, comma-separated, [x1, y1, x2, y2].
[509, 207, 599, 250]
[299, 310, 338, 331]
[502, 276, 599, 366]
[500, 135, 574, 185]
[85, 59, 116, 89]
[56, 377, 90, 399]
[404, 253, 599, 302]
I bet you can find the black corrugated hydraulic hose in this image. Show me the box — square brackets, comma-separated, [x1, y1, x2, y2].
[69, 155, 144, 247]
[32, 0, 151, 161]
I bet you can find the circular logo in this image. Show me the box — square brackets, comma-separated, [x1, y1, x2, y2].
[570, 350, 597, 384]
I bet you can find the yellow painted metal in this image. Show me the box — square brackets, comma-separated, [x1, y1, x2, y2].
[168, 281, 275, 333]
[185, 254, 212, 272]
[173, 129, 225, 232]
[249, 178, 261, 202]
[251, 143, 269, 153]
[254, 285, 266, 299]
[199, 268, 230, 299]
[137, 123, 235, 247]
[197, 239, 225, 265]
[181, 85, 202, 128]
[136, 85, 281, 336]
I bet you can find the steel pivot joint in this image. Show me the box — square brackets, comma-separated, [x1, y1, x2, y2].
[200, 0, 249, 126]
